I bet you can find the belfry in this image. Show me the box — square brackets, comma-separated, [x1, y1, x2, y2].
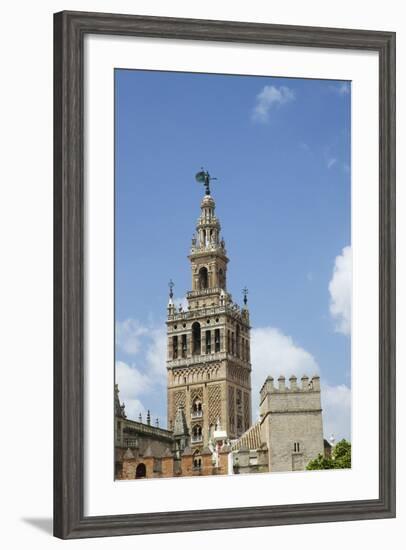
[166, 171, 252, 447]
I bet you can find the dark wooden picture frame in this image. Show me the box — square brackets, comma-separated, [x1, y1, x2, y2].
[54, 10, 396, 539]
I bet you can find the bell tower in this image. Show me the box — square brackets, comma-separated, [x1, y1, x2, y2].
[167, 171, 252, 448]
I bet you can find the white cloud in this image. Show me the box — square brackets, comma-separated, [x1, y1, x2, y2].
[115, 360, 150, 420]
[251, 327, 319, 415]
[145, 327, 167, 383]
[115, 319, 168, 419]
[252, 85, 295, 123]
[116, 319, 147, 355]
[251, 326, 351, 441]
[329, 246, 352, 335]
[321, 384, 351, 441]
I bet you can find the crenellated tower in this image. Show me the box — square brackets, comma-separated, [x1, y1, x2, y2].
[167, 172, 252, 448]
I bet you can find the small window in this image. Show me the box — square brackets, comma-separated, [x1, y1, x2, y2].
[294, 442, 300, 452]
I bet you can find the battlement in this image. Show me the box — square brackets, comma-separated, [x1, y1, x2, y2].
[260, 374, 320, 404]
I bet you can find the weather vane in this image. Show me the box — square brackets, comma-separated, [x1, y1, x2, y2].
[242, 286, 248, 306]
[195, 168, 217, 195]
[168, 279, 174, 299]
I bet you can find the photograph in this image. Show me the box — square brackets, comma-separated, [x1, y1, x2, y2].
[114, 69, 352, 480]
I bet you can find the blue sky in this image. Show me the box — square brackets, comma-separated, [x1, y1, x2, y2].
[115, 69, 351, 440]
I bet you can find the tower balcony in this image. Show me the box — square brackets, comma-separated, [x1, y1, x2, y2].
[167, 303, 249, 324]
[187, 287, 223, 299]
[191, 410, 203, 419]
[191, 435, 203, 444]
[190, 243, 227, 256]
[168, 351, 226, 368]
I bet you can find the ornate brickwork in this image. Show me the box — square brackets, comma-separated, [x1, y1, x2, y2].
[173, 390, 186, 412]
[208, 384, 222, 425]
[171, 364, 220, 385]
[228, 386, 235, 433]
[228, 364, 250, 385]
[190, 386, 203, 403]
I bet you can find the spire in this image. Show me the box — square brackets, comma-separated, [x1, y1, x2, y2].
[190, 171, 226, 258]
[167, 279, 175, 316]
[173, 405, 189, 437]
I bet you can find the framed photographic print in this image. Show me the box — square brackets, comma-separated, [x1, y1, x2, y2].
[54, 11, 396, 539]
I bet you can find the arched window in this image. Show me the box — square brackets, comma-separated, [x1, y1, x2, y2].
[193, 450, 202, 469]
[192, 322, 201, 355]
[198, 267, 208, 290]
[192, 398, 202, 417]
[135, 463, 146, 479]
[236, 326, 240, 358]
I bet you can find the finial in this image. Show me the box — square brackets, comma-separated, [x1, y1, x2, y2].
[242, 286, 248, 306]
[147, 410, 151, 425]
[155, 418, 159, 427]
[168, 279, 174, 299]
[195, 168, 217, 196]
[138, 412, 142, 423]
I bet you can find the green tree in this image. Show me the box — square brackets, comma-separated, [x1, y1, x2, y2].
[306, 439, 351, 471]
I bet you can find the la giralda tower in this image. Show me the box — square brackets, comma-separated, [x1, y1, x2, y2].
[166, 171, 252, 447]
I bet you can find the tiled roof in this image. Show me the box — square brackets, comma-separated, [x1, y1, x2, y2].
[231, 422, 263, 451]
